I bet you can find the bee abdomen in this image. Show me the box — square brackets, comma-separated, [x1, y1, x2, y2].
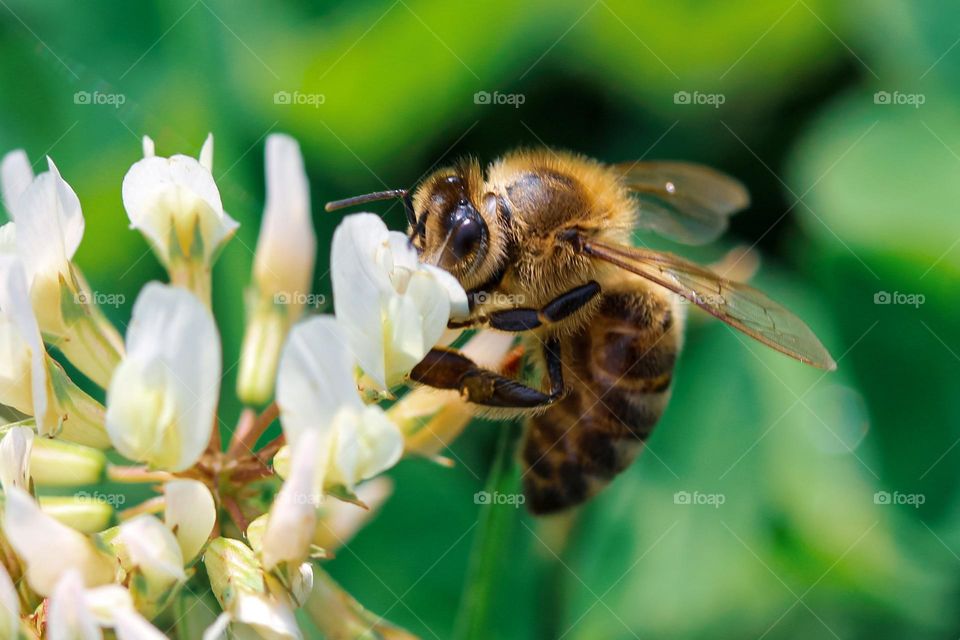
[520, 287, 681, 514]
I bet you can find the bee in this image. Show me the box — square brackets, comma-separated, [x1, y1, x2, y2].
[326, 149, 835, 514]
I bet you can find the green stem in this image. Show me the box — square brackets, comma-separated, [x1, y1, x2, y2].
[453, 420, 523, 640]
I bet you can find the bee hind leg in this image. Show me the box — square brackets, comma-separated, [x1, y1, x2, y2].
[409, 338, 564, 409]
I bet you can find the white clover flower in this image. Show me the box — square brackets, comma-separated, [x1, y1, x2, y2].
[105, 283, 220, 471]
[0, 308, 36, 414]
[47, 570, 166, 640]
[113, 608, 170, 640]
[204, 537, 302, 640]
[0, 255, 110, 448]
[0, 425, 33, 491]
[108, 514, 188, 619]
[276, 316, 403, 487]
[12, 157, 84, 327]
[0, 255, 52, 431]
[253, 134, 316, 305]
[163, 478, 216, 563]
[3, 486, 115, 596]
[260, 428, 323, 571]
[237, 133, 316, 404]
[0, 149, 32, 217]
[0, 564, 18, 640]
[47, 570, 101, 640]
[0, 150, 124, 388]
[113, 514, 187, 585]
[261, 316, 403, 569]
[0, 220, 14, 252]
[331, 213, 468, 390]
[122, 134, 238, 305]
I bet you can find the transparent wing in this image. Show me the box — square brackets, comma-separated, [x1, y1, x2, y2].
[580, 237, 836, 370]
[612, 161, 750, 245]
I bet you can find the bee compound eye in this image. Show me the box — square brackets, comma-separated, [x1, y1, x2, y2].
[441, 202, 488, 271]
[451, 214, 483, 260]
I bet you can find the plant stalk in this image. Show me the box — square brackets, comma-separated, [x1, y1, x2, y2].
[453, 420, 523, 640]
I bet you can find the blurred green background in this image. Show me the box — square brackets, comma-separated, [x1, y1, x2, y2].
[1, 1, 958, 638]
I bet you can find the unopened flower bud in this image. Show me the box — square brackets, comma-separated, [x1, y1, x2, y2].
[38, 495, 113, 533]
[237, 134, 316, 405]
[29, 437, 106, 486]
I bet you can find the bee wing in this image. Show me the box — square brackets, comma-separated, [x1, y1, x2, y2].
[579, 237, 836, 370]
[612, 161, 750, 245]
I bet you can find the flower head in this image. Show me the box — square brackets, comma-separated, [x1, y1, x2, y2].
[0, 134, 469, 640]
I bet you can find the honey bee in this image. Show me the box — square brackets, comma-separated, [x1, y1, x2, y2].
[326, 149, 835, 514]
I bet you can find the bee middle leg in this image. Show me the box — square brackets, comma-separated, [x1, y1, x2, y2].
[409, 338, 564, 409]
[483, 281, 601, 332]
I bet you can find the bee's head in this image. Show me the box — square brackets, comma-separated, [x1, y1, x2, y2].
[325, 157, 505, 290]
[411, 158, 495, 281]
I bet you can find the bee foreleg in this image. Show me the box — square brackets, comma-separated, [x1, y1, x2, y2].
[485, 281, 601, 332]
[409, 339, 565, 409]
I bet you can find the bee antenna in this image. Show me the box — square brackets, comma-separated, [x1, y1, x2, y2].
[324, 188, 417, 227]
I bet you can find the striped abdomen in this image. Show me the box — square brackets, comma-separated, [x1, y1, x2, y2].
[521, 282, 683, 514]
